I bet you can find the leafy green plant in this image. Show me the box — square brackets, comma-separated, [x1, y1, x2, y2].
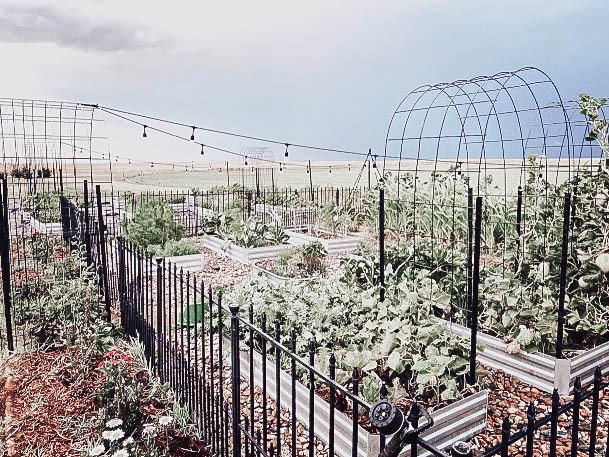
[318, 202, 359, 235]
[147, 239, 199, 258]
[22, 191, 62, 223]
[126, 200, 184, 252]
[218, 216, 288, 248]
[227, 261, 473, 407]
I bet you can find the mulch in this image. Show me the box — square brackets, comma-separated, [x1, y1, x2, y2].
[0, 347, 102, 456]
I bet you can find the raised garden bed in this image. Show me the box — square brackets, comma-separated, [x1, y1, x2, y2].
[21, 210, 63, 235]
[200, 234, 289, 264]
[165, 253, 206, 273]
[286, 226, 362, 253]
[237, 340, 488, 457]
[445, 321, 609, 395]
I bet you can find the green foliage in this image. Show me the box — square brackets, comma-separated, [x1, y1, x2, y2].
[148, 239, 199, 258]
[218, 216, 288, 248]
[13, 252, 104, 349]
[318, 201, 359, 235]
[271, 241, 328, 277]
[227, 259, 472, 406]
[22, 191, 62, 223]
[127, 200, 184, 251]
[580, 93, 608, 160]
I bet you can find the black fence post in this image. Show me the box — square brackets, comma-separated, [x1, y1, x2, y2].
[156, 258, 163, 378]
[570, 377, 581, 457]
[379, 188, 385, 302]
[589, 367, 601, 457]
[95, 185, 111, 322]
[467, 196, 482, 385]
[0, 179, 13, 351]
[549, 389, 559, 457]
[83, 182, 91, 266]
[247, 191, 252, 219]
[117, 236, 126, 328]
[466, 187, 473, 328]
[500, 417, 510, 457]
[556, 192, 571, 359]
[410, 402, 419, 457]
[229, 304, 241, 457]
[515, 186, 522, 272]
[525, 402, 535, 457]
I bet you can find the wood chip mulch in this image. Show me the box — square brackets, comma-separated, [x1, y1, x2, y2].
[0, 347, 102, 457]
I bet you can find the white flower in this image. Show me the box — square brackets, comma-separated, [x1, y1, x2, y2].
[158, 415, 174, 426]
[578, 277, 590, 289]
[112, 450, 129, 457]
[595, 253, 609, 273]
[102, 429, 125, 442]
[89, 444, 106, 456]
[142, 425, 156, 436]
[106, 418, 123, 429]
[122, 437, 134, 447]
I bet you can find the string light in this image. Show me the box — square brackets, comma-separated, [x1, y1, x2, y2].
[151, 162, 154, 168]
[279, 164, 283, 172]
[284, 143, 289, 157]
[329, 166, 332, 174]
[372, 154, 377, 168]
[142, 125, 147, 138]
[190, 126, 196, 141]
[128, 159, 131, 165]
[348, 163, 351, 171]
[200, 144, 204, 155]
[244, 156, 248, 166]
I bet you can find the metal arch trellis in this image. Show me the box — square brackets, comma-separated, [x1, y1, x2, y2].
[377, 66, 608, 366]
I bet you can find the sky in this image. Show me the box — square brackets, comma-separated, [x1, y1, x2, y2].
[0, 0, 607, 164]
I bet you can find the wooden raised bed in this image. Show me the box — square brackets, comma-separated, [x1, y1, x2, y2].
[200, 234, 289, 264]
[445, 321, 609, 395]
[238, 342, 488, 457]
[286, 227, 362, 253]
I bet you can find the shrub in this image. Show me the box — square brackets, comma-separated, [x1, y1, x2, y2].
[148, 239, 199, 257]
[126, 200, 184, 250]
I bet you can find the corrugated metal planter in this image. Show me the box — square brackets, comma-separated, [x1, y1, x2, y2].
[286, 227, 362, 253]
[239, 344, 488, 457]
[446, 321, 609, 395]
[200, 234, 289, 264]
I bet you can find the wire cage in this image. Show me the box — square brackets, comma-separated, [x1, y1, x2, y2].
[378, 67, 608, 360]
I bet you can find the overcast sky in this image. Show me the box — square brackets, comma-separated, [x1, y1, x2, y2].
[1, 0, 607, 164]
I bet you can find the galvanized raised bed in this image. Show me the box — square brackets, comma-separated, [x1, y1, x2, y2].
[239, 343, 488, 457]
[286, 226, 362, 253]
[200, 234, 289, 264]
[21, 210, 63, 235]
[446, 321, 609, 395]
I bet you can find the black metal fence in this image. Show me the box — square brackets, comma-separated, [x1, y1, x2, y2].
[95, 186, 364, 236]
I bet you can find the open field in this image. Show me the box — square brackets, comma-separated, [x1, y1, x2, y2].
[28, 157, 602, 195]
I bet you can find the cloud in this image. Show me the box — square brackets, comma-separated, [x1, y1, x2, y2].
[0, 4, 171, 52]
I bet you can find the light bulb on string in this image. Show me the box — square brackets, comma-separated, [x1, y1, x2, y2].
[190, 126, 196, 141]
[284, 143, 289, 158]
[329, 166, 332, 174]
[279, 164, 283, 172]
[128, 159, 131, 165]
[244, 156, 248, 166]
[142, 125, 147, 138]
[372, 155, 377, 168]
[348, 163, 351, 171]
[151, 162, 154, 168]
[200, 144, 204, 155]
